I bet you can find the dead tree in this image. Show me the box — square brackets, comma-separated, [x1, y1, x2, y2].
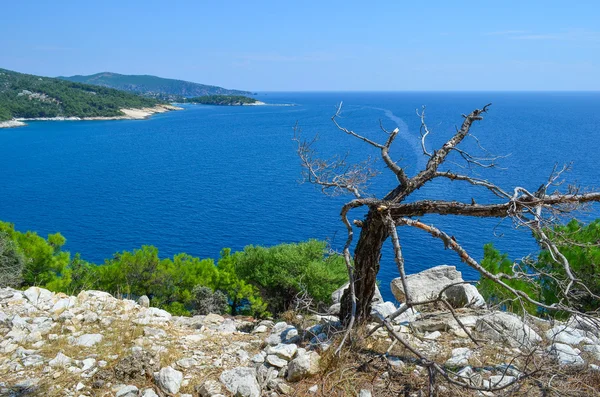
[295, 103, 600, 326]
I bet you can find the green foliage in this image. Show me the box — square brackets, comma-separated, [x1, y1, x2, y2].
[186, 95, 257, 106]
[479, 220, 600, 317]
[0, 221, 69, 287]
[0, 232, 25, 287]
[233, 240, 347, 314]
[536, 219, 600, 313]
[477, 243, 539, 315]
[191, 286, 228, 315]
[0, 68, 159, 120]
[58, 72, 251, 101]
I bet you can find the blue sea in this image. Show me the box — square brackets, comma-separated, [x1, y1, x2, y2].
[1, 92, 599, 301]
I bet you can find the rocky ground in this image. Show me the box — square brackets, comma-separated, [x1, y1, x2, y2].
[1, 266, 599, 397]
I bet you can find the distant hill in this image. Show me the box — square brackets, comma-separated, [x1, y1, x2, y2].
[58, 72, 252, 101]
[0, 68, 160, 121]
[186, 95, 259, 106]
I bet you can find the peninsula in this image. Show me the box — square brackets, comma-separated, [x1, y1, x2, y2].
[0, 68, 181, 128]
[58, 72, 252, 101]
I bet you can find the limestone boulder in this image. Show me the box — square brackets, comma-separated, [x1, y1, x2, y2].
[475, 312, 541, 348]
[219, 367, 260, 397]
[390, 265, 462, 304]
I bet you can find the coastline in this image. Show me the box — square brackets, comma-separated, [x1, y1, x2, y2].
[0, 104, 183, 129]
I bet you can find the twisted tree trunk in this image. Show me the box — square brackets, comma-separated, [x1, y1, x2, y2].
[340, 210, 388, 325]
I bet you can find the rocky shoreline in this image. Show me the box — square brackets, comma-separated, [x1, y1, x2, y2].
[1, 266, 599, 396]
[0, 105, 183, 129]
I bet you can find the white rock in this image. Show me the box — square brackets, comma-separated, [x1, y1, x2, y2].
[359, 390, 373, 397]
[141, 388, 158, 397]
[266, 343, 298, 360]
[370, 301, 397, 322]
[308, 385, 319, 394]
[488, 375, 516, 388]
[475, 312, 541, 348]
[549, 343, 585, 367]
[445, 348, 472, 367]
[51, 297, 76, 314]
[220, 367, 260, 397]
[155, 366, 183, 394]
[81, 358, 96, 372]
[253, 325, 268, 333]
[266, 355, 288, 368]
[546, 325, 595, 345]
[23, 287, 53, 306]
[391, 265, 462, 303]
[74, 334, 103, 347]
[138, 295, 150, 308]
[286, 352, 321, 382]
[116, 385, 139, 397]
[75, 382, 85, 391]
[424, 331, 441, 340]
[197, 379, 222, 397]
[444, 284, 486, 308]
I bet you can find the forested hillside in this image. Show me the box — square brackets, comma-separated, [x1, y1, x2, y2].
[0, 68, 159, 121]
[186, 95, 258, 105]
[59, 72, 252, 101]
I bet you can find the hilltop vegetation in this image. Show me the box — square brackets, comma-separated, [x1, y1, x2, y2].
[0, 68, 159, 121]
[59, 72, 252, 101]
[185, 95, 258, 105]
[0, 221, 347, 317]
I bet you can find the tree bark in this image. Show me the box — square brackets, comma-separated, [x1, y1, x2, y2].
[340, 210, 388, 325]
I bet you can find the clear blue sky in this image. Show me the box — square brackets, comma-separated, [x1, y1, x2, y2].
[1, 1, 599, 91]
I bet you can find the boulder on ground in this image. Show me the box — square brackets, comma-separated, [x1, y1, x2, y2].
[286, 351, 320, 382]
[219, 367, 260, 397]
[549, 343, 585, 367]
[138, 295, 150, 308]
[475, 312, 541, 348]
[390, 265, 462, 304]
[444, 284, 486, 308]
[155, 366, 183, 394]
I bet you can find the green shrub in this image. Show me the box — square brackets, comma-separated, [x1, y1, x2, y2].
[0, 232, 25, 287]
[0, 221, 69, 287]
[233, 240, 347, 314]
[191, 286, 228, 315]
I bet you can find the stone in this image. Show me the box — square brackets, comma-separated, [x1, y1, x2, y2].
[49, 352, 72, 367]
[549, 343, 585, 367]
[266, 354, 288, 368]
[331, 282, 383, 305]
[308, 385, 318, 394]
[197, 379, 222, 397]
[287, 351, 321, 382]
[583, 344, 600, 360]
[391, 265, 462, 303]
[424, 331, 441, 340]
[445, 348, 472, 367]
[176, 357, 198, 369]
[266, 343, 298, 360]
[218, 319, 237, 334]
[487, 375, 516, 388]
[75, 382, 86, 391]
[116, 385, 139, 397]
[370, 301, 397, 322]
[51, 297, 76, 314]
[23, 287, 53, 307]
[253, 325, 268, 333]
[251, 353, 265, 364]
[475, 312, 541, 348]
[113, 350, 159, 382]
[74, 333, 103, 347]
[141, 389, 159, 397]
[219, 367, 260, 397]
[444, 284, 486, 308]
[359, 390, 373, 397]
[81, 358, 96, 372]
[155, 366, 183, 394]
[546, 325, 595, 345]
[138, 295, 150, 308]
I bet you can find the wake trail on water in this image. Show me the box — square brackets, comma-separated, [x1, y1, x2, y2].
[368, 106, 427, 171]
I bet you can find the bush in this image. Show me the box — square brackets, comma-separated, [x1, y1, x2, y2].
[0, 221, 69, 287]
[0, 232, 25, 287]
[191, 286, 228, 315]
[233, 240, 347, 314]
[478, 219, 600, 317]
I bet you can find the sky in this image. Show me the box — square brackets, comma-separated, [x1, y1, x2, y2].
[1, 1, 599, 91]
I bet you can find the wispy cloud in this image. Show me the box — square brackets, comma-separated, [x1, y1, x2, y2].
[484, 30, 528, 36]
[485, 29, 600, 42]
[33, 45, 76, 52]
